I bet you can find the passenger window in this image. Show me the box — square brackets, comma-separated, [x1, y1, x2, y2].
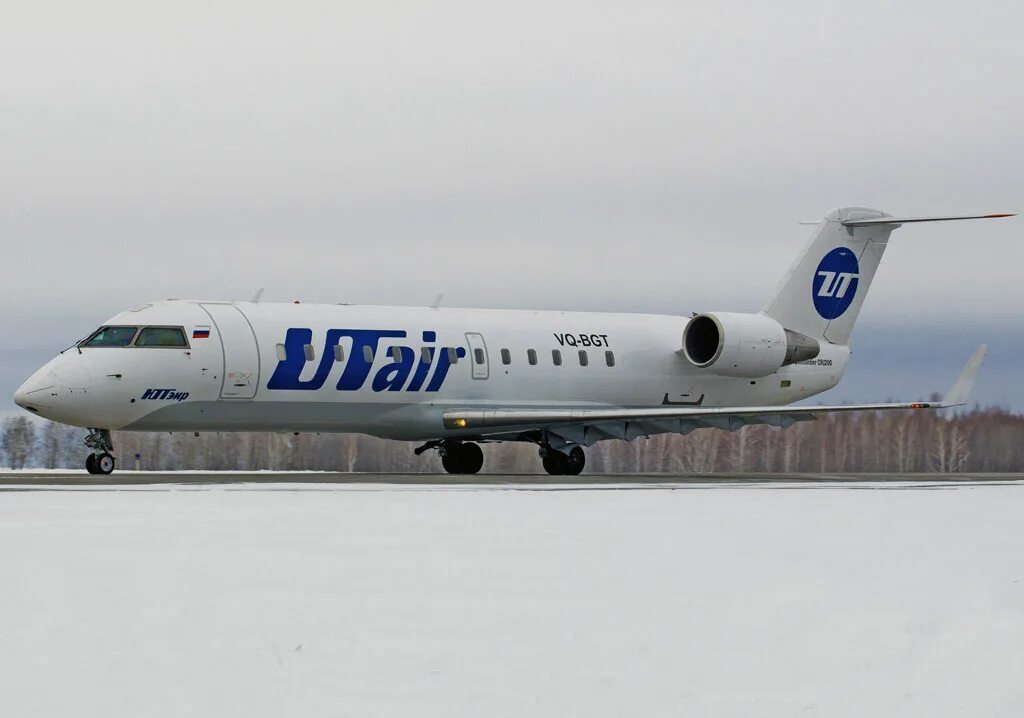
[421, 347, 432, 364]
[527, 349, 538, 365]
[447, 347, 459, 363]
[501, 348, 511, 365]
[363, 346, 374, 362]
[552, 349, 562, 366]
[82, 326, 138, 347]
[303, 344, 315, 361]
[135, 326, 188, 347]
[473, 348, 485, 365]
[391, 346, 402, 361]
[276, 343, 287, 361]
[578, 350, 588, 366]
[605, 350, 615, 367]
[334, 344, 346, 362]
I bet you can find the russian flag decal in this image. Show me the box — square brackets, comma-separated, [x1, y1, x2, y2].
[193, 325, 211, 339]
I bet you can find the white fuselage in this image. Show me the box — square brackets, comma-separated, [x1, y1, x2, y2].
[15, 300, 848, 440]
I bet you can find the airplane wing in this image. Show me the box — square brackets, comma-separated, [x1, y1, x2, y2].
[441, 346, 986, 447]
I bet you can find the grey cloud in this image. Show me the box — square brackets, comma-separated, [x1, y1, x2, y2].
[2, 0, 1022, 412]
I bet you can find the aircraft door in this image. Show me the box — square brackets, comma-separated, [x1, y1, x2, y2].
[201, 303, 260, 399]
[465, 332, 489, 380]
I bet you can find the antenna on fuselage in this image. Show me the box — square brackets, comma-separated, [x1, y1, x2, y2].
[430, 293, 444, 309]
[251, 287, 264, 303]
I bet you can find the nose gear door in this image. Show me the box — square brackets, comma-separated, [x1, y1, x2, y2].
[200, 303, 260, 399]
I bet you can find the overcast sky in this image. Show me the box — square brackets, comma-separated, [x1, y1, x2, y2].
[2, 0, 1022, 413]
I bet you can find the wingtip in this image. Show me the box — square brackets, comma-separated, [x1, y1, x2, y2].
[941, 345, 987, 407]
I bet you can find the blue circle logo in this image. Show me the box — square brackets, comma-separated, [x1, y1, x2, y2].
[812, 248, 860, 319]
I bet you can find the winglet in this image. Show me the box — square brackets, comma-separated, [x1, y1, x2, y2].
[941, 345, 987, 407]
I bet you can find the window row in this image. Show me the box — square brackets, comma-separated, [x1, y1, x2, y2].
[521, 349, 615, 368]
[82, 326, 189, 348]
[280, 343, 616, 368]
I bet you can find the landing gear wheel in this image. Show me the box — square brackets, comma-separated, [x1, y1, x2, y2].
[95, 453, 115, 475]
[441, 450, 462, 474]
[541, 447, 585, 476]
[564, 446, 586, 476]
[542, 452, 566, 475]
[84, 429, 115, 475]
[441, 442, 484, 475]
[458, 442, 484, 475]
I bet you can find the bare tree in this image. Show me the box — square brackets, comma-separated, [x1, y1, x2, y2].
[2, 417, 37, 469]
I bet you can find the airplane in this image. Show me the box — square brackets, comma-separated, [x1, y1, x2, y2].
[13, 207, 1010, 475]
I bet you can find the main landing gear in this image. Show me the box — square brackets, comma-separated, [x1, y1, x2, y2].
[418, 439, 587, 476]
[439, 441, 484, 475]
[541, 445, 586, 476]
[85, 428, 115, 475]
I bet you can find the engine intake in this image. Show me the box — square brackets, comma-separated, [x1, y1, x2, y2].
[682, 312, 820, 378]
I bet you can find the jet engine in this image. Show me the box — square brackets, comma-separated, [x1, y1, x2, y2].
[682, 312, 820, 378]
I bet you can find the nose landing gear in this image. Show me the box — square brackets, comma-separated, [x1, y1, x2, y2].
[84, 429, 116, 475]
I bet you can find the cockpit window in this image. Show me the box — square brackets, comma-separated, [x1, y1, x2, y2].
[82, 326, 139, 347]
[135, 326, 189, 348]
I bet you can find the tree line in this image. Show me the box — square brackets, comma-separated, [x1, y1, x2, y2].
[2, 406, 1023, 473]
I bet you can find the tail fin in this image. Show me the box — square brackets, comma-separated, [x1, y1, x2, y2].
[763, 207, 1013, 345]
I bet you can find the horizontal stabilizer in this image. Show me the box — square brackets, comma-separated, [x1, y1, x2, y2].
[842, 213, 1014, 227]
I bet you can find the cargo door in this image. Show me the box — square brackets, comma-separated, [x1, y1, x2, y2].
[201, 303, 260, 399]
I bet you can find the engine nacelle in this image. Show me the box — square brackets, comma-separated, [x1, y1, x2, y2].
[682, 312, 820, 378]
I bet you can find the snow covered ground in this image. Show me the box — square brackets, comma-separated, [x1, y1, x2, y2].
[1, 482, 1022, 717]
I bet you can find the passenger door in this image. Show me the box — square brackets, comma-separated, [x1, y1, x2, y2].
[201, 303, 260, 399]
[465, 332, 489, 380]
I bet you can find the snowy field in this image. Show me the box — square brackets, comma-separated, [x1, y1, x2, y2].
[2, 482, 1022, 717]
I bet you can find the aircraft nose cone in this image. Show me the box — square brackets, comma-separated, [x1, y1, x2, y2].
[13, 370, 57, 412]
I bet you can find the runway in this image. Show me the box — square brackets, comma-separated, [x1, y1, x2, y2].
[3, 471, 1023, 716]
[1, 470, 1022, 487]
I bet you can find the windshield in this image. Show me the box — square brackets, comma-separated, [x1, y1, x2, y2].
[135, 327, 188, 347]
[82, 326, 139, 347]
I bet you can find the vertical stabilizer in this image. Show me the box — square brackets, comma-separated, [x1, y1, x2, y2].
[762, 208, 1013, 345]
[763, 207, 895, 345]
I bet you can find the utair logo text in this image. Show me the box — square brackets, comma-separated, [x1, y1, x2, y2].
[267, 329, 466, 393]
[141, 389, 190, 401]
[812, 248, 860, 319]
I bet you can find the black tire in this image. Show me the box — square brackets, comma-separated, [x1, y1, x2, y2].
[458, 442, 484, 475]
[542, 452, 566, 475]
[95, 453, 115, 475]
[441, 450, 462, 474]
[564, 446, 586, 476]
[85, 454, 98, 474]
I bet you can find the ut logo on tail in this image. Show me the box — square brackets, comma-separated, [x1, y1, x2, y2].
[816, 270, 858, 299]
[812, 248, 860, 319]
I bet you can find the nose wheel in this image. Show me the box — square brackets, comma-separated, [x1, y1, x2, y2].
[84, 429, 116, 475]
[86, 452, 115, 475]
